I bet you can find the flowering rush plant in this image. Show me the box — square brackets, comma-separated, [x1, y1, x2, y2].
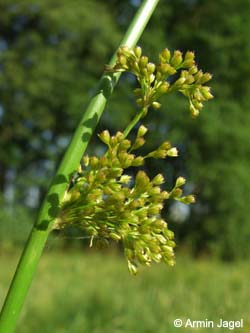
[55, 46, 213, 274]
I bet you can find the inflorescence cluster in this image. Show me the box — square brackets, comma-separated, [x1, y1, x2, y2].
[55, 46, 213, 274]
[55, 127, 194, 274]
[107, 46, 213, 117]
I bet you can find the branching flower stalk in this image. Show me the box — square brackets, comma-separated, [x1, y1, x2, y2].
[108, 45, 213, 117]
[0, 1, 160, 332]
[55, 46, 213, 274]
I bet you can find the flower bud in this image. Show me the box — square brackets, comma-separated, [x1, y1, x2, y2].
[135, 171, 150, 189]
[153, 219, 167, 229]
[82, 155, 89, 166]
[148, 203, 163, 215]
[200, 86, 213, 100]
[95, 170, 106, 182]
[98, 130, 110, 145]
[182, 59, 195, 68]
[147, 62, 156, 73]
[77, 164, 83, 174]
[174, 77, 186, 87]
[167, 240, 176, 248]
[120, 175, 131, 184]
[149, 243, 161, 253]
[113, 191, 125, 202]
[158, 82, 169, 94]
[199, 72, 212, 84]
[148, 149, 167, 159]
[182, 51, 195, 68]
[149, 74, 155, 84]
[159, 48, 171, 63]
[119, 139, 131, 150]
[118, 55, 127, 66]
[158, 63, 176, 75]
[194, 70, 203, 81]
[132, 137, 145, 150]
[184, 51, 195, 62]
[99, 156, 108, 166]
[163, 229, 175, 240]
[139, 225, 150, 234]
[193, 100, 203, 111]
[137, 252, 150, 264]
[115, 131, 124, 143]
[152, 101, 161, 109]
[156, 71, 162, 81]
[156, 234, 167, 244]
[132, 156, 144, 166]
[161, 191, 170, 200]
[167, 147, 178, 157]
[162, 245, 174, 254]
[149, 186, 161, 196]
[171, 188, 183, 198]
[189, 65, 198, 75]
[118, 46, 130, 56]
[180, 70, 189, 78]
[137, 125, 148, 137]
[194, 89, 204, 101]
[130, 198, 144, 209]
[134, 46, 142, 58]
[183, 51, 195, 68]
[128, 261, 137, 275]
[171, 50, 183, 68]
[160, 141, 172, 150]
[151, 253, 162, 262]
[181, 195, 196, 204]
[110, 136, 117, 147]
[139, 56, 148, 68]
[175, 176, 186, 187]
[185, 74, 195, 84]
[141, 67, 148, 76]
[167, 258, 175, 266]
[152, 174, 164, 185]
[89, 156, 99, 168]
[132, 60, 140, 73]
[121, 153, 135, 168]
[190, 104, 200, 117]
[136, 98, 144, 107]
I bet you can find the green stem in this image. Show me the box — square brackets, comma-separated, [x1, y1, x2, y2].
[123, 107, 148, 138]
[0, 1, 160, 332]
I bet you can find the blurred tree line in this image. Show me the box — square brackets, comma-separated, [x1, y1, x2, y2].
[0, 0, 250, 259]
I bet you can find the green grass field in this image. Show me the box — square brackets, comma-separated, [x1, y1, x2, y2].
[0, 248, 249, 333]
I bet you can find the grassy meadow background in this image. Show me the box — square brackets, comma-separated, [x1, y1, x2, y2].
[1, 248, 250, 333]
[1, 0, 250, 332]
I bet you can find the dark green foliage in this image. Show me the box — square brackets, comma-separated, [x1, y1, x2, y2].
[0, 0, 120, 191]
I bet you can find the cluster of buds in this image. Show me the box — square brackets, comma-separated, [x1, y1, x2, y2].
[55, 46, 212, 274]
[169, 177, 195, 204]
[106, 46, 213, 117]
[55, 126, 195, 274]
